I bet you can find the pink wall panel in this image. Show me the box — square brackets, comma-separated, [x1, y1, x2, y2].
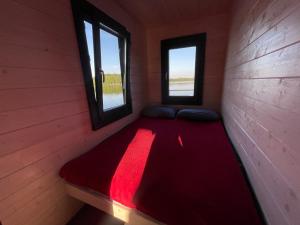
[146, 13, 231, 111]
[222, 1, 300, 225]
[0, 0, 147, 225]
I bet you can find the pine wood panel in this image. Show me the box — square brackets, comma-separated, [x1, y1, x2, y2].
[0, 1, 74, 41]
[0, 67, 83, 89]
[227, 0, 299, 57]
[0, 86, 86, 112]
[11, 0, 73, 22]
[222, 1, 300, 225]
[223, 99, 300, 222]
[223, 114, 290, 225]
[226, 42, 300, 80]
[0, 27, 76, 57]
[0, 1, 148, 225]
[227, 3, 300, 69]
[0, 44, 80, 71]
[114, 0, 233, 27]
[0, 100, 88, 134]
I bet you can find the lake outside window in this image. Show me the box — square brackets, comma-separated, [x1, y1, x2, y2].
[168, 46, 196, 96]
[71, 0, 132, 130]
[99, 28, 125, 111]
[161, 33, 206, 105]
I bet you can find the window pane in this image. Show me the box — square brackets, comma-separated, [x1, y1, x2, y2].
[100, 29, 125, 111]
[83, 21, 96, 99]
[169, 47, 196, 96]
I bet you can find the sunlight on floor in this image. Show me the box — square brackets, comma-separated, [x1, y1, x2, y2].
[111, 201, 131, 222]
[109, 128, 156, 208]
[178, 135, 184, 148]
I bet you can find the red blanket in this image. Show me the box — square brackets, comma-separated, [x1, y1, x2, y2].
[60, 117, 264, 225]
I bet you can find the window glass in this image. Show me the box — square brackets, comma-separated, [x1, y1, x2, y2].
[100, 29, 125, 111]
[168, 47, 196, 96]
[83, 21, 96, 99]
[161, 33, 206, 105]
[71, 0, 132, 129]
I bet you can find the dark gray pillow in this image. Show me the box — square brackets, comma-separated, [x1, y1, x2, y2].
[142, 106, 177, 119]
[177, 108, 220, 121]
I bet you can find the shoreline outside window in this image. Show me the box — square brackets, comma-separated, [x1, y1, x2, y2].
[161, 33, 206, 105]
[71, 0, 132, 130]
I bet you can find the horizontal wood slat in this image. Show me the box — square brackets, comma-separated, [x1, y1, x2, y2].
[0, 0, 148, 225]
[222, 1, 300, 225]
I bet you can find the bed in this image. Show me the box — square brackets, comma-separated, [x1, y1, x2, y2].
[60, 117, 264, 225]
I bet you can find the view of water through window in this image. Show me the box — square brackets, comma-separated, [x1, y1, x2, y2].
[100, 29, 125, 111]
[85, 23, 197, 108]
[168, 47, 196, 96]
[84, 21, 125, 111]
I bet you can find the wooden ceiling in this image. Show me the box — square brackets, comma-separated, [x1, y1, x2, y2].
[114, 0, 233, 27]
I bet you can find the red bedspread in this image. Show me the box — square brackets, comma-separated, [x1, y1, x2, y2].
[60, 117, 264, 225]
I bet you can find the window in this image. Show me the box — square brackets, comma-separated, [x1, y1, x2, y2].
[71, 0, 132, 130]
[161, 33, 206, 105]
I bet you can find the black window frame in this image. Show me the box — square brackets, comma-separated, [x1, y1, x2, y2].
[161, 33, 206, 105]
[71, 0, 132, 130]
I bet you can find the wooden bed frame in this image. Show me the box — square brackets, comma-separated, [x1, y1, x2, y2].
[65, 182, 164, 225]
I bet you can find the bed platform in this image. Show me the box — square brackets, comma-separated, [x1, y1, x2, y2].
[60, 117, 264, 225]
[65, 183, 162, 225]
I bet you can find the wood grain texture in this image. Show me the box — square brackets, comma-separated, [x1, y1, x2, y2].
[66, 184, 163, 225]
[114, 0, 233, 28]
[146, 13, 231, 111]
[0, 0, 148, 225]
[222, 1, 300, 225]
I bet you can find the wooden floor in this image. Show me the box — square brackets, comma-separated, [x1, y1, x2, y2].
[67, 205, 124, 225]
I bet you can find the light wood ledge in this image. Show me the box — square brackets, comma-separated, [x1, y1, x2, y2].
[65, 182, 164, 225]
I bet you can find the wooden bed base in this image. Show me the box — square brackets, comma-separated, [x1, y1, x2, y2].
[65, 183, 164, 225]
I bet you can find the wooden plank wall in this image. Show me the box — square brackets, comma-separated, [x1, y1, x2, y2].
[146, 13, 231, 112]
[222, 0, 300, 225]
[0, 0, 148, 225]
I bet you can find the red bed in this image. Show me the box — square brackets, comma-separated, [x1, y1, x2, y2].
[60, 117, 264, 225]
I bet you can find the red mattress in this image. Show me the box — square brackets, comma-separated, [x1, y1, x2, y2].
[60, 117, 264, 225]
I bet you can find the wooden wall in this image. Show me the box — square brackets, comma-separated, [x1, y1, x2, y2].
[222, 0, 300, 225]
[146, 13, 231, 111]
[0, 0, 147, 225]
